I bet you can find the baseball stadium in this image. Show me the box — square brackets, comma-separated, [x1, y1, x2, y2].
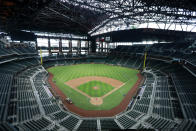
[0, 0, 196, 131]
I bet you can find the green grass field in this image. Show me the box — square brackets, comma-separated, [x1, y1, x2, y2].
[48, 64, 139, 110]
[77, 81, 114, 97]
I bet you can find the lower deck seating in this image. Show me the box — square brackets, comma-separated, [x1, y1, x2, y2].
[0, 74, 13, 121]
[133, 104, 149, 113]
[117, 115, 137, 129]
[171, 69, 196, 119]
[145, 116, 177, 129]
[153, 107, 173, 120]
[136, 124, 150, 129]
[137, 98, 151, 105]
[50, 125, 60, 131]
[18, 117, 52, 130]
[174, 120, 196, 131]
[0, 122, 17, 131]
[77, 120, 97, 131]
[43, 104, 61, 115]
[52, 111, 69, 120]
[126, 110, 142, 119]
[59, 116, 79, 130]
[100, 119, 120, 130]
[18, 106, 40, 122]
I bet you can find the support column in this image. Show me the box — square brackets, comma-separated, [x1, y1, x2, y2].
[77, 40, 81, 55]
[35, 39, 38, 51]
[85, 41, 89, 55]
[48, 38, 52, 56]
[69, 40, 72, 54]
[90, 38, 96, 53]
[88, 41, 90, 54]
[101, 41, 103, 53]
[59, 38, 63, 55]
[107, 43, 109, 53]
[98, 42, 101, 53]
[104, 42, 107, 53]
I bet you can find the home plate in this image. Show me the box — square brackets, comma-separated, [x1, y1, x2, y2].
[90, 97, 103, 105]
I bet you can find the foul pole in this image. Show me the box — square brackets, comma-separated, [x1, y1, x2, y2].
[40, 49, 43, 65]
[143, 52, 147, 70]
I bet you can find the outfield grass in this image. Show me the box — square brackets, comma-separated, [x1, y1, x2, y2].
[48, 64, 139, 110]
[77, 81, 114, 97]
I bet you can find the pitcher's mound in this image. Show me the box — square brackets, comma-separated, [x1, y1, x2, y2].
[90, 97, 103, 105]
[93, 86, 99, 90]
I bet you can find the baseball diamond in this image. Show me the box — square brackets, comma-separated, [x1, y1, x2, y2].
[48, 64, 139, 110]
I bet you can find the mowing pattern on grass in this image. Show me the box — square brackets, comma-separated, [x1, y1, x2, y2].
[48, 64, 139, 110]
[77, 81, 115, 97]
